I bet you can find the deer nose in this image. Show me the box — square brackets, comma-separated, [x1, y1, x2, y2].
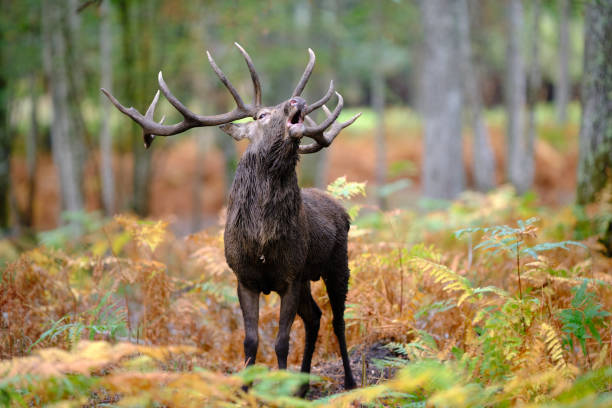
[289, 97, 307, 111]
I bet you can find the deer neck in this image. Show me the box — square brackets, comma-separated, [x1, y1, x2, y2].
[227, 137, 302, 245]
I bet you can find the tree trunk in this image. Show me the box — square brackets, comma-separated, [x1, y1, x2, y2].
[118, 0, 153, 216]
[577, 1, 612, 204]
[371, 2, 388, 209]
[99, 0, 115, 215]
[457, 0, 496, 192]
[24, 76, 39, 227]
[42, 0, 86, 222]
[555, 0, 570, 124]
[419, 0, 464, 200]
[0, 38, 9, 233]
[525, 0, 541, 195]
[297, 0, 323, 188]
[505, 0, 530, 194]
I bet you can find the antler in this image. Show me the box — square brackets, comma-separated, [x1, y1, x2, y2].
[299, 93, 361, 154]
[291, 49, 360, 154]
[101, 43, 262, 148]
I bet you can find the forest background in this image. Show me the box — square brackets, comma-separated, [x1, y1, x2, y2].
[2, 0, 612, 407]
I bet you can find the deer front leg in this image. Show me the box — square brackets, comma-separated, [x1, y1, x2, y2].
[275, 283, 301, 369]
[237, 282, 260, 366]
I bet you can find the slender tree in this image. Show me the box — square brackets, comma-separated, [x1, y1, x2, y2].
[419, 0, 464, 200]
[457, 0, 496, 192]
[99, 0, 115, 215]
[42, 0, 86, 222]
[24, 76, 39, 227]
[556, 0, 570, 124]
[0, 14, 10, 233]
[505, 0, 530, 194]
[371, 2, 388, 209]
[525, 0, 541, 195]
[577, 0, 612, 204]
[117, 0, 153, 216]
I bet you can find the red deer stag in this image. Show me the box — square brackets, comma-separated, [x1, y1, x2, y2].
[102, 43, 359, 393]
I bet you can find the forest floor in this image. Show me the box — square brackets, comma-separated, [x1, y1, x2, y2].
[5, 105, 611, 407]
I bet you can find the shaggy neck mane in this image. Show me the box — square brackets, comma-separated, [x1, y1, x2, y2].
[227, 137, 302, 247]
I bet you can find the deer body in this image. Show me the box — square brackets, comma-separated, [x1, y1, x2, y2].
[102, 44, 359, 393]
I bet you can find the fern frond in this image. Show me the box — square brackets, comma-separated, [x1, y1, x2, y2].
[409, 256, 474, 305]
[540, 322, 567, 370]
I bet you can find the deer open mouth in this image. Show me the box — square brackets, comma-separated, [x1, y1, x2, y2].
[289, 109, 303, 125]
[287, 97, 306, 129]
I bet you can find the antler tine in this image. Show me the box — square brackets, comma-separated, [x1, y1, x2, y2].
[206, 50, 249, 112]
[306, 80, 334, 114]
[234, 42, 262, 108]
[158, 71, 202, 123]
[142, 90, 161, 148]
[101, 46, 262, 148]
[299, 112, 361, 154]
[292, 48, 316, 97]
[303, 92, 344, 137]
[101, 87, 188, 136]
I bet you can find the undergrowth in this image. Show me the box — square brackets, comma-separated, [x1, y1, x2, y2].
[1, 181, 611, 407]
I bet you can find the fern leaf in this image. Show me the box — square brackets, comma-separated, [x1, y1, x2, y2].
[540, 323, 567, 370]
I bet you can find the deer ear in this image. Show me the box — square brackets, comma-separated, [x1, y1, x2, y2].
[219, 122, 252, 141]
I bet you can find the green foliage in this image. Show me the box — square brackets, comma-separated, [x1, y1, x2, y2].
[326, 176, 367, 200]
[327, 176, 367, 220]
[37, 211, 104, 249]
[559, 280, 610, 357]
[28, 292, 127, 351]
[456, 217, 586, 260]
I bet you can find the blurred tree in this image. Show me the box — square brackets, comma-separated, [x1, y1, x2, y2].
[555, 0, 570, 124]
[295, 0, 322, 188]
[117, 0, 154, 216]
[24, 76, 39, 227]
[525, 0, 541, 195]
[577, 0, 612, 204]
[420, 0, 464, 200]
[505, 0, 531, 194]
[0, 7, 9, 233]
[371, 2, 388, 210]
[99, 0, 115, 215]
[42, 0, 87, 223]
[458, 0, 496, 192]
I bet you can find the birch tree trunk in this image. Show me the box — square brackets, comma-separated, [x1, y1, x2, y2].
[525, 0, 541, 195]
[99, 0, 115, 215]
[42, 0, 86, 220]
[577, 0, 612, 204]
[372, 2, 388, 209]
[505, 0, 529, 194]
[556, 0, 570, 124]
[457, 0, 496, 192]
[420, 0, 464, 200]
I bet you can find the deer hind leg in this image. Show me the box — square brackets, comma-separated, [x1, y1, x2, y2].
[295, 281, 322, 397]
[323, 261, 356, 390]
[237, 282, 260, 366]
[275, 282, 301, 370]
[297, 282, 322, 374]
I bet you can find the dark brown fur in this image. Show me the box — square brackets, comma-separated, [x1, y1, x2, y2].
[222, 98, 356, 392]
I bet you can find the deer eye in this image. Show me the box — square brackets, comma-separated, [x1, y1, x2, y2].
[258, 112, 268, 120]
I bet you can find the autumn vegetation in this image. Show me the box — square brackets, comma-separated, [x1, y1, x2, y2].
[2, 169, 612, 406]
[2, 1, 612, 407]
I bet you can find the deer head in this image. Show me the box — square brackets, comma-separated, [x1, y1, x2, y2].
[101, 43, 360, 154]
